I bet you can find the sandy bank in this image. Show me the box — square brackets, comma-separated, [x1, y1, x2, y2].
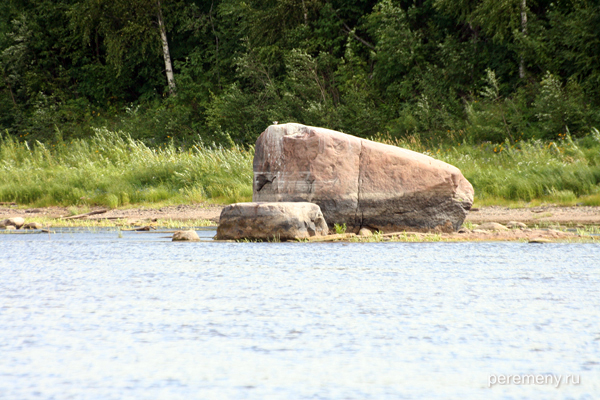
[1, 204, 599, 226]
[1, 204, 599, 242]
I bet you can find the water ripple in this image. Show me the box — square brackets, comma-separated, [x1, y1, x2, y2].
[0, 230, 599, 399]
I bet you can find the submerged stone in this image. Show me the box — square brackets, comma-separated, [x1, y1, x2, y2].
[172, 230, 200, 241]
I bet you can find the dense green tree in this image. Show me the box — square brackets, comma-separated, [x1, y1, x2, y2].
[1, 0, 599, 144]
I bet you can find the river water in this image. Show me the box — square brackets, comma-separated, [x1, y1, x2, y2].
[1, 228, 599, 399]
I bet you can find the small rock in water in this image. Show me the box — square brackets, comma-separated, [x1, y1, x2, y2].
[507, 221, 527, 229]
[0, 217, 25, 229]
[529, 238, 552, 243]
[23, 222, 43, 230]
[477, 222, 508, 231]
[172, 230, 200, 242]
[358, 228, 373, 237]
[134, 226, 153, 231]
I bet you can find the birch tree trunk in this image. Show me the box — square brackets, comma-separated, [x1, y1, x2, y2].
[519, 0, 527, 79]
[301, 0, 308, 26]
[157, 0, 176, 96]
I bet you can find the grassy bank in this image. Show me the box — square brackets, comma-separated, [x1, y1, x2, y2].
[378, 129, 600, 207]
[2, 128, 600, 208]
[0, 216, 216, 229]
[0, 128, 253, 207]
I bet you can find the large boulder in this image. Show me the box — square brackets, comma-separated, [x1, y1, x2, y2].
[216, 202, 328, 241]
[253, 123, 474, 232]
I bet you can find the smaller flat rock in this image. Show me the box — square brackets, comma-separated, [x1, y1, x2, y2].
[172, 230, 200, 241]
[217, 202, 328, 241]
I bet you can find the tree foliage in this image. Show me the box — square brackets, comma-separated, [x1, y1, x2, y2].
[1, 0, 600, 145]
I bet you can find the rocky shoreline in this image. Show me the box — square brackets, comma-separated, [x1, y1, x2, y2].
[1, 203, 599, 242]
[0, 203, 223, 224]
[466, 205, 600, 225]
[2, 204, 599, 225]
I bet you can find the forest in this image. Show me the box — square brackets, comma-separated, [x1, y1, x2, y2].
[2, 0, 600, 207]
[1, 0, 600, 145]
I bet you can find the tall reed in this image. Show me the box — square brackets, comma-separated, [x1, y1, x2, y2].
[2, 128, 600, 207]
[0, 128, 253, 207]
[374, 129, 600, 205]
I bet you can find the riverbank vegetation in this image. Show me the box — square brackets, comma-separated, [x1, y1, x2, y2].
[2, 1, 600, 145]
[2, 128, 600, 207]
[0, 216, 215, 229]
[0, 129, 253, 207]
[380, 128, 600, 207]
[2, 1, 600, 207]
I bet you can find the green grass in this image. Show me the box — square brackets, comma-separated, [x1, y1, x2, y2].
[334, 223, 347, 234]
[375, 129, 600, 205]
[5, 216, 216, 229]
[0, 128, 253, 207]
[576, 225, 600, 236]
[2, 127, 600, 208]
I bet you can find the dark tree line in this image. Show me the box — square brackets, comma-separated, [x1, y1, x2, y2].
[1, 0, 600, 145]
